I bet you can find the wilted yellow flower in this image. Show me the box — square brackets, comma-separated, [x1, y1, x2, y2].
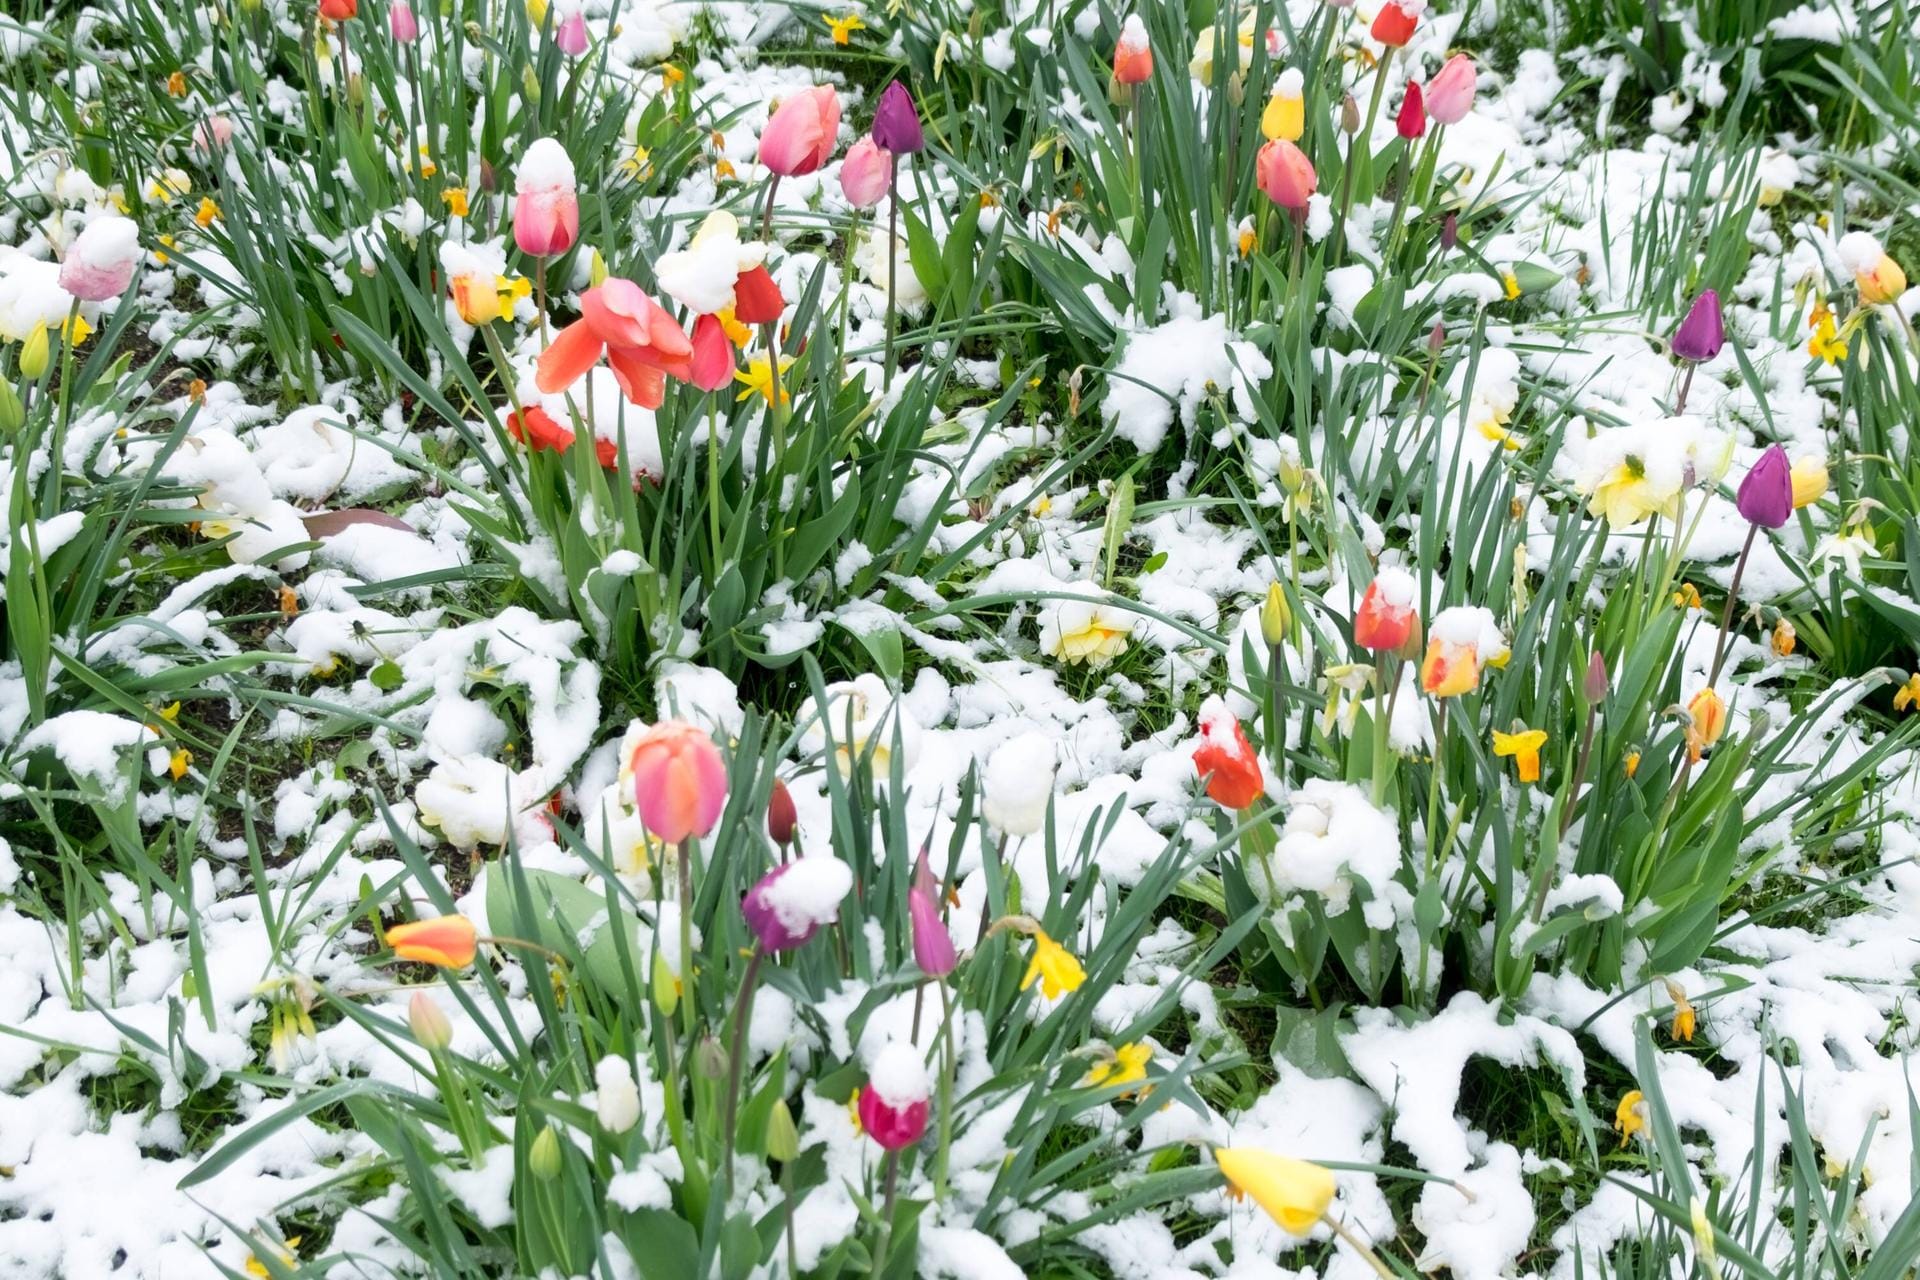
[1624, 749, 1641, 778]
[1615, 1090, 1647, 1147]
[1894, 673, 1920, 713]
[1665, 981, 1696, 1042]
[1215, 1148, 1336, 1234]
[1501, 270, 1522, 300]
[168, 748, 192, 780]
[441, 187, 470, 218]
[1686, 688, 1726, 761]
[1491, 727, 1548, 783]
[1021, 928, 1086, 999]
[1771, 618, 1796, 658]
[1086, 1041, 1152, 1090]
[194, 197, 221, 227]
[1672, 582, 1703, 610]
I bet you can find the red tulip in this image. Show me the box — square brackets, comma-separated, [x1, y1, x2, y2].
[1193, 702, 1263, 810]
[1371, 0, 1420, 48]
[1397, 81, 1426, 139]
[732, 264, 785, 326]
[1352, 571, 1418, 652]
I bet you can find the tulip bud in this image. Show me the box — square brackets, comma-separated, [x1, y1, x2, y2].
[529, 1125, 563, 1180]
[589, 248, 609, 287]
[1583, 651, 1608, 702]
[408, 991, 453, 1050]
[1226, 71, 1246, 108]
[20, 323, 50, 380]
[694, 1033, 728, 1079]
[766, 776, 797, 846]
[1441, 211, 1458, 250]
[1428, 322, 1445, 355]
[0, 378, 21, 433]
[650, 950, 680, 1015]
[766, 1097, 801, 1162]
[1341, 93, 1360, 134]
[1790, 456, 1828, 509]
[1260, 583, 1290, 647]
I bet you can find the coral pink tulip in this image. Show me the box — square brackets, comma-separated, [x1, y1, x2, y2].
[1424, 54, 1476, 125]
[536, 278, 693, 408]
[389, 0, 419, 41]
[513, 139, 579, 258]
[319, 0, 358, 18]
[1112, 14, 1152, 86]
[689, 313, 736, 392]
[1352, 571, 1418, 652]
[1256, 139, 1317, 211]
[759, 85, 841, 176]
[839, 135, 890, 209]
[626, 721, 728, 844]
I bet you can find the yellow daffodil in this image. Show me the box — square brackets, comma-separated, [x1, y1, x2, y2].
[1686, 688, 1726, 762]
[735, 353, 795, 406]
[1501, 269, 1522, 300]
[1665, 980, 1695, 1042]
[715, 304, 752, 347]
[622, 143, 653, 181]
[1808, 304, 1848, 365]
[1894, 673, 1920, 713]
[244, 1236, 301, 1278]
[1086, 1041, 1152, 1090]
[194, 196, 221, 227]
[1021, 928, 1086, 999]
[168, 748, 192, 780]
[1624, 749, 1641, 778]
[1041, 600, 1133, 669]
[825, 12, 866, 43]
[167, 71, 188, 98]
[148, 169, 191, 202]
[1771, 618, 1796, 657]
[1672, 582, 1702, 609]
[441, 187, 470, 218]
[1585, 454, 1679, 528]
[1491, 727, 1548, 783]
[1215, 1148, 1336, 1234]
[1615, 1090, 1647, 1147]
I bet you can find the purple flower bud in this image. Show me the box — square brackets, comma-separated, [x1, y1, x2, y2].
[871, 81, 924, 155]
[741, 857, 852, 953]
[1670, 289, 1725, 363]
[1440, 211, 1458, 251]
[1583, 650, 1608, 702]
[1735, 444, 1793, 529]
[909, 853, 955, 977]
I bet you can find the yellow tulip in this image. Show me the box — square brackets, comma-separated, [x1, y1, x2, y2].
[1215, 1148, 1336, 1234]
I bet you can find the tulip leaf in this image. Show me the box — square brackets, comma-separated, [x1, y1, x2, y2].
[1101, 470, 1136, 589]
[484, 862, 646, 997]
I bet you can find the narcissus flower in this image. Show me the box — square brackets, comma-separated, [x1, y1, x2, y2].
[1492, 727, 1548, 783]
[536, 278, 693, 408]
[1808, 303, 1848, 364]
[1895, 673, 1920, 713]
[387, 914, 478, 968]
[797, 673, 923, 779]
[1736, 444, 1793, 529]
[1021, 927, 1086, 999]
[1615, 1090, 1647, 1146]
[1255, 139, 1316, 211]
[760, 85, 842, 176]
[1771, 618, 1797, 657]
[1670, 289, 1724, 362]
[741, 856, 854, 952]
[1112, 14, 1153, 86]
[1665, 980, 1696, 1042]
[626, 720, 727, 843]
[513, 138, 579, 257]
[825, 12, 866, 44]
[1261, 68, 1304, 142]
[1425, 53, 1477, 124]
[1370, 0, 1423, 48]
[1686, 688, 1726, 761]
[1215, 1148, 1336, 1234]
[1086, 1041, 1152, 1090]
[1581, 435, 1685, 528]
[734, 351, 795, 405]
[858, 1042, 932, 1150]
[1040, 599, 1133, 669]
[1352, 568, 1418, 652]
[1193, 696, 1264, 810]
[839, 135, 891, 208]
[1838, 231, 1907, 305]
[1419, 606, 1508, 698]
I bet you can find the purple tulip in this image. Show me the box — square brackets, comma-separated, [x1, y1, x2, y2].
[871, 81, 924, 155]
[1671, 290, 1725, 363]
[1736, 444, 1793, 529]
[909, 854, 955, 977]
[741, 857, 852, 953]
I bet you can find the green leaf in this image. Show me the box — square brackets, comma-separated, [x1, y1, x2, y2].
[1101, 472, 1136, 589]
[369, 660, 404, 691]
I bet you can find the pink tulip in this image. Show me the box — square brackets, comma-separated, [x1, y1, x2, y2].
[1256, 139, 1317, 211]
[59, 216, 141, 302]
[909, 853, 955, 977]
[689, 313, 735, 392]
[857, 1044, 931, 1151]
[193, 114, 235, 152]
[554, 10, 588, 56]
[513, 138, 578, 257]
[625, 721, 728, 844]
[389, 0, 419, 42]
[759, 85, 841, 177]
[537, 278, 693, 409]
[1425, 54, 1476, 125]
[839, 135, 890, 209]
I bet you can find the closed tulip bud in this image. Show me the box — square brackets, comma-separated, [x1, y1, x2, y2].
[1353, 568, 1418, 652]
[0, 378, 22, 433]
[1441, 210, 1458, 250]
[1341, 93, 1360, 134]
[1735, 444, 1793, 529]
[1584, 651, 1609, 701]
[1428, 321, 1445, 355]
[1261, 68, 1305, 142]
[408, 991, 453, 1050]
[1193, 697, 1264, 810]
[1255, 139, 1316, 211]
[650, 947, 680, 1015]
[766, 1097, 801, 1161]
[1260, 582, 1290, 646]
[627, 720, 728, 843]
[554, 9, 588, 55]
[858, 1044, 932, 1150]
[1670, 289, 1725, 362]
[1112, 14, 1153, 86]
[909, 853, 957, 977]
[838, 135, 891, 209]
[320, 0, 358, 18]
[1396, 80, 1426, 139]
[389, 1, 419, 42]
[1790, 455, 1828, 508]
[766, 776, 797, 846]
[20, 323, 50, 380]
[871, 80, 924, 155]
[694, 1033, 729, 1079]
[529, 1125, 563, 1180]
[1226, 71, 1246, 108]
[513, 138, 579, 258]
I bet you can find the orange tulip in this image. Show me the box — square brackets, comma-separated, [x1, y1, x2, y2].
[387, 914, 478, 968]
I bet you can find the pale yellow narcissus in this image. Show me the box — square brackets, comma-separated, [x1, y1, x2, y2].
[1586, 452, 1680, 528]
[1041, 600, 1133, 669]
[1215, 1148, 1336, 1234]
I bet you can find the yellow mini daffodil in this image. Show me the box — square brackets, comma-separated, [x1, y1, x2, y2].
[168, 748, 192, 780]
[1771, 618, 1796, 658]
[244, 1236, 300, 1278]
[167, 71, 188, 98]
[1808, 304, 1848, 365]
[194, 196, 221, 227]
[1491, 727, 1548, 783]
[825, 12, 866, 44]
[442, 187, 470, 218]
[1894, 673, 1920, 713]
[1615, 1090, 1647, 1147]
[1501, 269, 1522, 300]
[1214, 1148, 1335, 1234]
[735, 353, 796, 406]
[1086, 1041, 1152, 1090]
[1021, 928, 1086, 999]
[1672, 582, 1702, 609]
[1624, 749, 1641, 778]
[1665, 980, 1696, 1043]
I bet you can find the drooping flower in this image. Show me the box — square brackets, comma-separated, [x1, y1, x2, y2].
[513, 138, 579, 258]
[1193, 697, 1264, 810]
[1579, 427, 1687, 528]
[981, 731, 1058, 837]
[871, 80, 924, 154]
[858, 1042, 932, 1150]
[1215, 1148, 1336, 1234]
[386, 914, 479, 968]
[1261, 68, 1304, 142]
[1670, 289, 1725, 363]
[1424, 53, 1477, 124]
[760, 85, 842, 176]
[1039, 599, 1133, 668]
[1615, 1090, 1647, 1147]
[1112, 14, 1153, 86]
[1370, 0, 1422, 48]
[1771, 618, 1797, 657]
[1419, 606, 1509, 698]
[1894, 673, 1920, 713]
[1352, 568, 1418, 652]
[1021, 928, 1086, 999]
[909, 854, 956, 977]
[595, 1055, 641, 1132]
[626, 720, 728, 843]
[1686, 688, 1726, 761]
[536, 278, 693, 408]
[507, 405, 575, 452]
[1255, 139, 1316, 211]
[1665, 980, 1696, 1043]
[1491, 727, 1548, 783]
[825, 12, 866, 44]
[59, 216, 141, 301]
[1086, 1041, 1152, 1091]
[1837, 231, 1907, 305]
[741, 856, 854, 952]
[1396, 80, 1426, 139]
[1735, 444, 1793, 529]
[839, 135, 891, 208]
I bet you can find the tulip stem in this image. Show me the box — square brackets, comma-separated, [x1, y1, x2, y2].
[871, 1149, 902, 1276]
[1705, 523, 1756, 690]
[534, 257, 548, 345]
[1673, 362, 1696, 416]
[721, 945, 763, 1193]
[884, 152, 900, 390]
[707, 397, 723, 568]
